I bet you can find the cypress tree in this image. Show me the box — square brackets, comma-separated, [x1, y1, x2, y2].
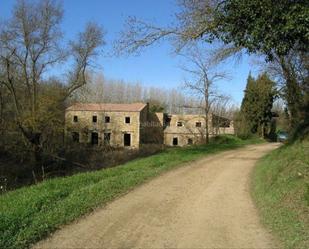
[240, 73, 276, 137]
[255, 73, 277, 137]
[240, 73, 258, 134]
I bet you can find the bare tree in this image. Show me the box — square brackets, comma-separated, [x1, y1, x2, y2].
[73, 73, 107, 103]
[0, 0, 104, 178]
[114, 0, 220, 55]
[181, 46, 229, 143]
[72, 71, 203, 114]
[211, 95, 232, 134]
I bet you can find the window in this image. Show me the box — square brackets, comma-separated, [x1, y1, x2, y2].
[72, 132, 79, 143]
[91, 132, 99, 145]
[177, 121, 183, 127]
[173, 137, 178, 146]
[105, 116, 110, 123]
[125, 117, 130, 124]
[188, 138, 193, 145]
[104, 133, 111, 145]
[196, 122, 202, 127]
[92, 116, 97, 123]
[73, 116, 78, 122]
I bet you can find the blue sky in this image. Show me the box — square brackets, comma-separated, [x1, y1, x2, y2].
[0, 0, 259, 105]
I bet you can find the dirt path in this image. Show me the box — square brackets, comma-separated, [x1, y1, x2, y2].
[34, 143, 280, 249]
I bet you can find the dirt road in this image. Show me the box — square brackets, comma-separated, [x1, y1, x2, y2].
[34, 143, 280, 249]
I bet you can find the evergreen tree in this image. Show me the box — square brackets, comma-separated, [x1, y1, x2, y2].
[240, 73, 276, 137]
[240, 73, 257, 134]
[255, 73, 277, 136]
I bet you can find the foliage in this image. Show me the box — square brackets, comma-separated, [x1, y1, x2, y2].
[275, 51, 309, 131]
[205, 0, 309, 132]
[0, 0, 104, 178]
[239, 72, 276, 137]
[148, 102, 165, 113]
[117, 0, 309, 59]
[271, 101, 290, 133]
[252, 138, 309, 249]
[233, 111, 252, 139]
[210, 0, 309, 60]
[0, 135, 261, 249]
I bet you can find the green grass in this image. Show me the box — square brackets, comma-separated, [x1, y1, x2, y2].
[252, 138, 309, 249]
[0, 135, 261, 249]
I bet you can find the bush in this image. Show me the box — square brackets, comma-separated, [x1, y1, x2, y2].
[0, 143, 163, 191]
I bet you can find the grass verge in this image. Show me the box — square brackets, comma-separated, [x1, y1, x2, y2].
[252, 138, 309, 249]
[1, 135, 261, 249]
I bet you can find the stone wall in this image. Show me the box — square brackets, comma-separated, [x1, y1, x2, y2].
[164, 133, 206, 147]
[163, 113, 234, 147]
[163, 114, 211, 146]
[65, 109, 143, 148]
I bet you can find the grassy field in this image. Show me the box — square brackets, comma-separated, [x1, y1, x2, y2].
[252, 138, 309, 249]
[0, 135, 261, 249]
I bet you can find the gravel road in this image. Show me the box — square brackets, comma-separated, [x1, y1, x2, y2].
[34, 143, 280, 249]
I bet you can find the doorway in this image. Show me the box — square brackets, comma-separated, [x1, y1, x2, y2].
[124, 133, 131, 146]
[173, 137, 178, 146]
[91, 132, 99, 145]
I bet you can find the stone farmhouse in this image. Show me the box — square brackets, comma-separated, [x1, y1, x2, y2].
[163, 114, 234, 146]
[65, 103, 151, 149]
[65, 102, 234, 148]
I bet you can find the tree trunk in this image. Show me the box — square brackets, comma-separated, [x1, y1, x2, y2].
[279, 56, 303, 129]
[205, 112, 209, 144]
[18, 125, 44, 182]
[205, 81, 210, 144]
[30, 134, 43, 183]
[261, 123, 265, 138]
[0, 87, 3, 139]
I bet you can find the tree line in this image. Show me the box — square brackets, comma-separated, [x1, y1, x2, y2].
[72, 72, 209, 115]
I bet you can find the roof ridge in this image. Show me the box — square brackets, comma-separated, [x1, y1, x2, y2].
[66, 102, 147, 112]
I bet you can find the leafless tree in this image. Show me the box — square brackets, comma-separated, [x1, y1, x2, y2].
[0, 0, 104, 178]
[181, 46, 229, 143]
[211, 95, 233, 134]
[115, 0, 221, 55]
[72, 71, 203, 114]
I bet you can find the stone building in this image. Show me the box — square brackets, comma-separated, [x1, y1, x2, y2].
[163, 114, 208, 146]
[65, 103, 152, 149]
[65, 102, 234, 148]
[163, 114, 234, 146]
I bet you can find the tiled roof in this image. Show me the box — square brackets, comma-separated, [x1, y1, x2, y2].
[66, 103, 147, 112]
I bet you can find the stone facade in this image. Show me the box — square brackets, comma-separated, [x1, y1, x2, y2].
[163, 114, 234, 146]
[65, 103, 234, 148]
[65, 103, 149, 149]
[163, 114, 209, 146]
